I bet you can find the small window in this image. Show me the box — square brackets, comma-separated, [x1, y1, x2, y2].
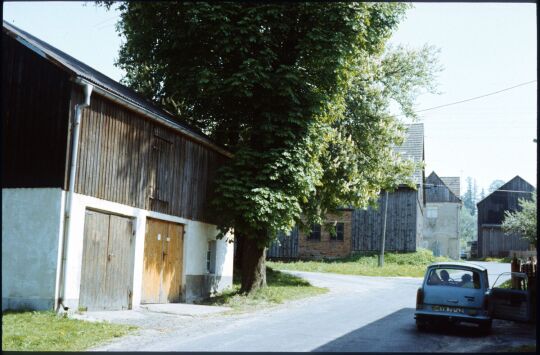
[330, 223, 345, 241]
[206, 240, 217, 274]
[427, 206, 438, 219]
[307, 224, 321, 241]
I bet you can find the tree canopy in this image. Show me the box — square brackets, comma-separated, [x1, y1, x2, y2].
[102, 2, 440, 291]
[502, 192, 537, 247]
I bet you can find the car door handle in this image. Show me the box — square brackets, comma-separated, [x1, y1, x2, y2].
[447, 299, 459, 303]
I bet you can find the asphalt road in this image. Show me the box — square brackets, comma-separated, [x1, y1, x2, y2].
[93, 262, 536, 352]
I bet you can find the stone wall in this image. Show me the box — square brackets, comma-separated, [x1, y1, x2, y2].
[298, 211, 353, 259]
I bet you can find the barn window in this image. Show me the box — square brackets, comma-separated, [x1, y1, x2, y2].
[307, 224, 321, 241]
[330, 223, 345, 241]
[149, 134, 173, 209]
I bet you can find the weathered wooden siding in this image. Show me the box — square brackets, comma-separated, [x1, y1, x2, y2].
[79, 210, 135, 311]
[477, 176, 535, 257]
[478, 226, 531, 258]
[352, 188, 418, 252]
[2, 32, 71, 188]
[267, 228, 299, 259]
[426, 174, 461, 203]
[72, 89, 227, 224]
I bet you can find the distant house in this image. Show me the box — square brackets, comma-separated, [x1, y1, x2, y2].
[422, 172, 462, 259]
[2, 22, 234, 312]
[268, 123, 425, 259]
[476, 176, 535, 258]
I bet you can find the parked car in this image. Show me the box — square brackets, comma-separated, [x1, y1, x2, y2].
[415, 262, 530, 333]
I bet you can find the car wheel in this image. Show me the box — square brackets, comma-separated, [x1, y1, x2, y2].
[416, 319, 427, 331]
[478, 320, 492, 335]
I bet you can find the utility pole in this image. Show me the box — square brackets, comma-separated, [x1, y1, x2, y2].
[379, 190, 389, 267]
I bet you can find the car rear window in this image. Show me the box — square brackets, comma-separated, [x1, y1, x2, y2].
[427, 268, 481, 289]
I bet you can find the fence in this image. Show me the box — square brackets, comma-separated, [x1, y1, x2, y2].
[511, 255, 537, 323]
[509, 250, 537, 260]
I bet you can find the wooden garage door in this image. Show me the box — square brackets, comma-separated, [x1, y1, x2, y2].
[141, 218, 184, 304]
[79, 210, 135, 311]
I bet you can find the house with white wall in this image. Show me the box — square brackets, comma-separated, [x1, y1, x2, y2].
[422, 172, 461, 259]
[2, 22, 234, 312]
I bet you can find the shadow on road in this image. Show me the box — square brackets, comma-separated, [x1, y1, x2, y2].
[312, 308, 536, 352]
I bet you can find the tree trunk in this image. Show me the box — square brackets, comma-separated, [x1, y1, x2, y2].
[234, 232, 244, 271]
[240, 236, 267, 294]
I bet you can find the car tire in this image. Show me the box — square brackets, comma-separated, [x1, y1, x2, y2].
[416, 319, 427, 331]
[478, 320, 492, 335]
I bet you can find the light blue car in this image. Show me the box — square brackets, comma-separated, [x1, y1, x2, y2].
[415, 262, 530, 333]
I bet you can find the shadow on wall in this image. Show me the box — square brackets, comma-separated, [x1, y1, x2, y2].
[311, 308, 536, 352]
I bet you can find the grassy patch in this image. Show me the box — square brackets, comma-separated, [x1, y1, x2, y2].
[469, 256, 512, 263]
[2, 310, 136, 351]
[267, 248, 451, 278]
[498, 344, 536, 352]
[198, 267, 328, 312]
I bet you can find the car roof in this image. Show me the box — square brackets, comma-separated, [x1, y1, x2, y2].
[428, 262, 487, 271]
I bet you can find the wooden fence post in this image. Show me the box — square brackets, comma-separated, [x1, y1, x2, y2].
[511, 254, 520, 289]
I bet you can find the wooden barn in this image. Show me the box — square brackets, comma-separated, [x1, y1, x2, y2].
[476, 176, 535, 258]
[351, 123, 425, 253]
[2, 22, 234, 312]
[267, 123, 425, 259]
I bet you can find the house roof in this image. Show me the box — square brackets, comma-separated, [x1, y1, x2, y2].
[440, 176, 461, 198]
[394, 123, 424, 185]
[2, 21, 232, 158]
[476, 175, 535, 206]
[426, 171, 461, 203]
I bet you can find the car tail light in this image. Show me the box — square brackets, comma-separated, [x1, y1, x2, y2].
[416, 288, 424, 309]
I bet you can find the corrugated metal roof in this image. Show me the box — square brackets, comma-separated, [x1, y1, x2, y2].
[2, 21, 231, 156]
[394, 123, 424, 185]
[440, 176, 461, 198]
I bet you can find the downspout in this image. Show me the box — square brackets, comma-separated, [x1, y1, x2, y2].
[56, 78, 93, 311]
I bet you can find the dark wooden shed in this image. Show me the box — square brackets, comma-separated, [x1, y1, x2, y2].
[476, 176, 535, 258]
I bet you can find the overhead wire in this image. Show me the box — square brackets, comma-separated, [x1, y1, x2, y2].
[397, 80, 537, 117]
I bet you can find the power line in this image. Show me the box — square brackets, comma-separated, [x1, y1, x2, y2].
[398, 80, 537, 117]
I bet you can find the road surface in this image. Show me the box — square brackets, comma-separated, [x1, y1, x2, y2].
[93, 262, 535, 352]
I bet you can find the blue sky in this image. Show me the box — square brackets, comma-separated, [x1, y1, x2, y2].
[3, 2, 537, 195]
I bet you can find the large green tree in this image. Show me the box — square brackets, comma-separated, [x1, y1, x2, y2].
[502, 193, 537, 247]
[102, 2, 439, 292]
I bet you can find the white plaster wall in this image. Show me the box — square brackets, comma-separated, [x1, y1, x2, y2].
[63, 193, 233, 309]
[2, 188, 64, 311]
[423, 202, 460, 259]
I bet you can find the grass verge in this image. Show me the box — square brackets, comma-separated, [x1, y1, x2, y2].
[198, 267, 328, 313]
[267, 248, 451, 278]
[498, 344, 536, 352]
[468, 256, 512, 263]
[2, 310, 136, 351]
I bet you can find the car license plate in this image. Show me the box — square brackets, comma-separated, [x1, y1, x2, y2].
[432, 306, 464, 314]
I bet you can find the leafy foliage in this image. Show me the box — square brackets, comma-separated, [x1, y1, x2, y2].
[459, 206, 477, 249]
[103, 2, 440, 249]
[502, 192, 537, 247]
